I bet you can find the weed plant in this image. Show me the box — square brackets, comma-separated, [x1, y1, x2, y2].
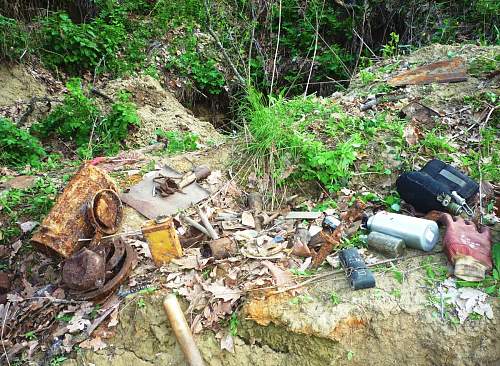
[0, 118, 46, 167]
[31, 79, 140, 158]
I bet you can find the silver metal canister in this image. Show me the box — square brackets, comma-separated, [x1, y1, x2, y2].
[367, 231, 406, 257]
[366, 211, 439, 252]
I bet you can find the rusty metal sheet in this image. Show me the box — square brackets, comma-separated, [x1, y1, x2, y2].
[388, 58, 467, 86]
[31, 164, 119, 259]
[311, 200, 366, 269]
[121, 165, 210, 220]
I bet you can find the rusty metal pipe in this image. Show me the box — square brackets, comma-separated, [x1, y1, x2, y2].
[163, 294, 205, 366]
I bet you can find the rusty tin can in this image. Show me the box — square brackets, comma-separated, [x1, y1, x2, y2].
[142, 217, 183, 266]
[31, 164, 119, 259]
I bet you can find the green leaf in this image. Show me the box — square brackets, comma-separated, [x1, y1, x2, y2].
[347, 351, 354, 361]
[492, 243, 500, 272]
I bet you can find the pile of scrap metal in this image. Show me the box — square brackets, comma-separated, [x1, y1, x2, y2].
[31, 164, 136, 303]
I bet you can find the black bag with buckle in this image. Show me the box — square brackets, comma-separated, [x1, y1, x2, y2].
[396, 159, 478, 214]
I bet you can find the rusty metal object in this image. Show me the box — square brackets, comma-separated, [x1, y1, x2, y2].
[142, 217, 183, 266]
[104, 237, 126, 274]
[32, 164, 118, 259]
[203, 237, 238, 259]
[154, 175, 183, 196]
[62, 248, 106, 292]
[87, 189, 123, 234]
[70, 240, 136, 303]
[388, 58, 467, 87]
[193, 165, 211, 181]
[311, 201, 366, 268]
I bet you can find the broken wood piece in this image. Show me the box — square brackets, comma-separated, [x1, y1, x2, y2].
[196, 206, 220, 240]
[311, 201, 366, 268]
[388, 58, 467, 86]
[285, 211, 322, 220]
[163, 294, 206, 366]
[174, 166, 211, 191]
[261, 212, 280, 226]
[177, 172, 197, 190]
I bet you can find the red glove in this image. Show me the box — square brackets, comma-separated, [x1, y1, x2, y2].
[440, 213, 492, 281]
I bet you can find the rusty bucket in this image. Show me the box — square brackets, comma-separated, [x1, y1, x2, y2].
[32, 164, 119, 259]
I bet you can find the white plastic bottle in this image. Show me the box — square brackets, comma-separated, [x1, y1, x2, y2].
[366, 211, 439, 251]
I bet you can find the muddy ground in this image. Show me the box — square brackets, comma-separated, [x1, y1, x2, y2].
[65, 249, 499, 366]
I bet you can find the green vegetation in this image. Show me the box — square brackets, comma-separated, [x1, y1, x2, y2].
[0, 15, 29, 61]
[156, 130, 199, 154]
[31, 79, 140, 159]
[0, 118, 46, 167]
[242, 89, 407, 193]
[229, 312, 239, 336]
[0, 177, 58, 245]
[382, 32, 400, 59]
[330, 291, 341, 305]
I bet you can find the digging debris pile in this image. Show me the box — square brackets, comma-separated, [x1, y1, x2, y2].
[1, 154, 498, 363]
[0, 44, 498, 365]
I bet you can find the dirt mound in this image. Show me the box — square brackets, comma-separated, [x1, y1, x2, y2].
[0, 63, 48, 107]
[101, 76, 225, 148]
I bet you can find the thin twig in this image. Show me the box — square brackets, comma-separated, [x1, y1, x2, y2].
[204, 0, 245, 87]
[269, 0, 282, 98]
[1, 302, 11, 366]
[304, 2, 322, 97]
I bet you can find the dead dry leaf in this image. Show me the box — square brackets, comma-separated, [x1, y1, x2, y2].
[220, 333, 235, 353]
[80, 336, 107, 351]
[203, 281, 242, 303]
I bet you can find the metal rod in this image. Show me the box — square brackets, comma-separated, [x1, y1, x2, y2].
[180, 214, 210, 237]
[196, 206, 219, 240]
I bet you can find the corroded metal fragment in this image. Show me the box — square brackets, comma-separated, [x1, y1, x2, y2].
[388, 58, 467, 86]
[62, 248, 106, 292]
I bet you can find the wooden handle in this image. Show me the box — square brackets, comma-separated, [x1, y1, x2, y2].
[163, 294, 205, 366]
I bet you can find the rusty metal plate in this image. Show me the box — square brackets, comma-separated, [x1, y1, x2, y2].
[121, 165, 210, 220]
[388, 58, 467, 86]
[31, 164, 118, 259]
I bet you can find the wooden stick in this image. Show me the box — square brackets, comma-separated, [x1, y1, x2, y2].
[163, 294, 205, 366]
